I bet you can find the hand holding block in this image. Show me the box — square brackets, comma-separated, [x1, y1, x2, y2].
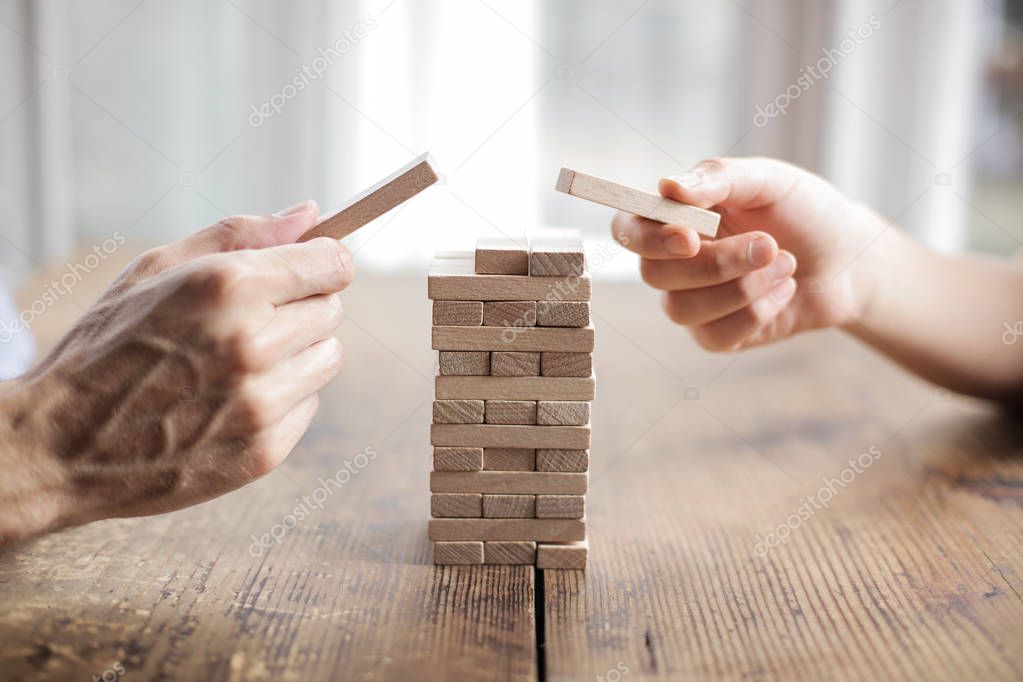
[556, 167, 720, 237]
[301, 152, 439, 241]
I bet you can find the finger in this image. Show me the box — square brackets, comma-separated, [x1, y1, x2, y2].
[247, 394, 320, 478]
[658, 157, 801, 211]
[640, 233, 780, 290]
[612, 212, 702, 259]
[661, 251, 797, 325]
[248, 293, 344, 362]
[690, 278, 797, 351]
[244, 336, 343, 426]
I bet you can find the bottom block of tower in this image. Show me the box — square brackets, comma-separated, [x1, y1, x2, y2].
[433, 541, 484, 565]
[536, 541, 588, 570]
[429, 518, 585, 542]
[484, 541, 536, 565]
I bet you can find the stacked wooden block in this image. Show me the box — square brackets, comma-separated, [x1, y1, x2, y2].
[428, 230, 593, 569]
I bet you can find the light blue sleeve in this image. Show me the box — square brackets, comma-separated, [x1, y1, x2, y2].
[0, 285, 36, 380]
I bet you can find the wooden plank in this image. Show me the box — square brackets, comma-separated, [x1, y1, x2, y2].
[530, 229, 585, 277]
[301, 152, 440, 241]
[439, 351, 490, 376]
[432, 541, 484, 565]
[537, 401, 590, 426]
[536, 541, 588, 570]
[475, 236, 529, 275]
[433, 301, 483, 326]
[555, 167, 720, 237]
[431, 493, 483, 518]
[536, 449, 588, 473]
[491, 351, 541, 377]
[541, 352, 593, 378]
[430, 471, 587, 495]
[433, 399, 485, 424]
[429, 518, 586, 542]
[483, 448, 536, 471]
[429, 254, 590, 301]
[433, 446, 484, 472]
[536, 495, 585, 519]
[484, 541, 537, 565]
[485, 400, 538, 425]
[537, 301, 590, 328]
[432, 326, 594, 352]
[483, 494, 536, 519]
[483, 301, 537, 327]
[436, 375, 595, 400]
[431, 423, 591, 449]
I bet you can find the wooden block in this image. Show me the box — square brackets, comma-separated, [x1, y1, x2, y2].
[537, 401, 590, 426]
[490, 352, 541, 377]
[429, 255, 590, 301]
[537, 301, 589, 328]
[429, 518, 585, 542]
[530, 229, 585, 276]
[439, 351, 490, 376]
[436, 376, 595, 400]
[483, 301, 537, 327]
[483, 448, 536, 471]
[536, 449, 588, 473]
[431, 493, 482, 518]
[484, 541, 536, 565]
[541, 352, 593, 378]
[475, 237, 529, 275]
[536, 541, 588, 569]
[301, 152, 440, 241]
[433, 541, 484, 565]
[483, 494, 536, 518]
[430, 471, 587, 495]
[431, 423, 590, 450]
[536, 495, 585, 519]
[555, 167, 719, 237]
[433, 301, 482, 326]
[433, 399, 484, 424]
[432, 326, 594, 352]
[485, 400, 537, 425]
[434, 446, 484, 472]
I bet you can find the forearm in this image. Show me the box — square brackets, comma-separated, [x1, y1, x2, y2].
[847, 228, 1023, 401]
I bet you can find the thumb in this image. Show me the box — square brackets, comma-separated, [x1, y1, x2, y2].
[659, 158, 800, 212]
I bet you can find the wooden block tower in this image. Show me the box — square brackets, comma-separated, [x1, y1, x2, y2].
[427, 230, 593, 569]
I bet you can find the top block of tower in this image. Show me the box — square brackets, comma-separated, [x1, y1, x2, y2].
[475, 237, 529, 275]
[530, 229, 585, 277]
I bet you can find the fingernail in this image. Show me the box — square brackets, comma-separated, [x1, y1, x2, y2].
[747, 237, 774, 267]
[665, 233, 692, 256]
[273, 200, 312, 218]
[767, 251, 796, 280]
[665, 171, 703, 190]
[769, 277, 796, 303]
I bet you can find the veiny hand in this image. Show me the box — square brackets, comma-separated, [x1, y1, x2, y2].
[0, 201, 354, 542]
[612, 157, 884, 351]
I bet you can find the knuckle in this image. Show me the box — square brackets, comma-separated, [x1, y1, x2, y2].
[224, 328, 273, 373]
[131, 246, 171, 277]
[189, 257, 248, 303]
[661, 292, 689, 326]
[703, 249, 727, 281]
[211, 216, 249, 250]
[235, 390, 274, 433]
[640, 259, 665, 289]
[733, 273, 760, 304]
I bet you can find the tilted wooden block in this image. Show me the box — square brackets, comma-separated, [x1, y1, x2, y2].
[490, 351, 541, 377]
[537, 401, 591, 426]
[483, 494, 536, 518]
[431, 493, 482, 518]
[433, 541, 484, 565]
[483, 301, 537, 327]
[541, 352, 593, 378]
[485, 400, 537, 425]
[536, 495, 585, 519]
[301, 152, 440, 241]
[483, 448, 536, 471]
[434, 446, 484, 471]
[431, 423, 590, 449]
[430, 471, 587, 495]
[536, 540, 588, 569]
[429, 518, 585, 542]
[432, 326, 594, 352]
[536, 449, 588, 473]
[433, 399, 485, 424]
[433, 301, 483, 326]
[537, 301, 590, 328]
[530, 230, 585, 276]
[484, 541, 536, 565]
[436, 375, 595, 401]
[556, 167, 720, 237]
[475, 236, 529, 275]
[439, 351, 490, 376]
[429, 255, 590, 301]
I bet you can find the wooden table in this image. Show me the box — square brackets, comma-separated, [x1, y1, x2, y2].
[1, 273, 1021, 681]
